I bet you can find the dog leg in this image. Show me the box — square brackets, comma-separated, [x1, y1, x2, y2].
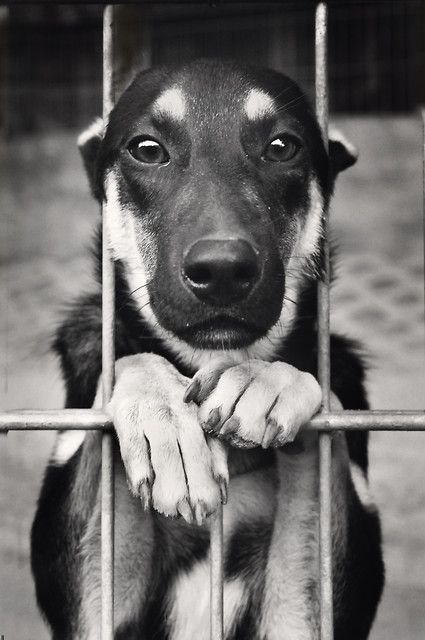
[64, 383, 155, 639]
[108, 353, 227, 524]
[260, 424, 350, 640]
[76, 443, 156, 639]
[189, 361, 353, 639]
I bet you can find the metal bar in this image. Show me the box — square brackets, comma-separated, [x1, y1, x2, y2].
[102, 6, 116, 640]
[422, 107, 425, 365]
[315, 3, 333, 639]
[2, 410, 425, 432]
[7, 0, 387, 5]
[210, 504, 224, 640]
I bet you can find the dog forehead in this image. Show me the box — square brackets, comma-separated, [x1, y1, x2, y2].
[149, 83, 277, 130]
[106, 62, 314, 148]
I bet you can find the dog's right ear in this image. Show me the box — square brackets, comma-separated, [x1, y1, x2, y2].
[77, 118, 104, 202]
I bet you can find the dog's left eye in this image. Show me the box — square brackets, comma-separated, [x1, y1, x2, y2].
[262, 135, 301, 163]
[128, 137, 169, 164]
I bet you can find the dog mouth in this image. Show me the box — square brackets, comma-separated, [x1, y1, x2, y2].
[175, 316, 266, 349]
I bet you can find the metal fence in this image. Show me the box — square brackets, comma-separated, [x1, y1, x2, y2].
[1, 3, 425, 640]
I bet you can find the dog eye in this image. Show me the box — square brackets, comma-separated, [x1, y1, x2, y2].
[262, 135, 301, 162]
[128, 137, 169, 164]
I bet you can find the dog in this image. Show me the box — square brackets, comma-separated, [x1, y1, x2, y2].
[31, 60, 384, 640]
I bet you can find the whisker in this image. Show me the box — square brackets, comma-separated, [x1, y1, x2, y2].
[127, 280, 153, 297]
[275, 92, 309, 114]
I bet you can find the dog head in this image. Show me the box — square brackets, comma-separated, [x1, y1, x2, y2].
[80, 60, 357, 365]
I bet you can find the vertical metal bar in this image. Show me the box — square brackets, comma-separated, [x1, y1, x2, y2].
[0, 7, 8, 412]
[422, 108, 425, 362]
[102, 6, 115, 640]
[315, 3, 334, 639]
[210, 504, 224, 640]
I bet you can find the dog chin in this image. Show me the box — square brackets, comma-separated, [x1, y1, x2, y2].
[173, 317, 268, 350]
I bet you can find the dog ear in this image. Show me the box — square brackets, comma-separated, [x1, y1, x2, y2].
[77, 118, 104, 201]
[329, 128, 358, 176]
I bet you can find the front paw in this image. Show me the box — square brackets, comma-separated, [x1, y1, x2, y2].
[186, 360, 322, 449]
[108, 354, 228, 525]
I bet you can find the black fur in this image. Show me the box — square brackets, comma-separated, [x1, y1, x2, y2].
[32, 262, 383, 639]
[31, 60, 384, 639]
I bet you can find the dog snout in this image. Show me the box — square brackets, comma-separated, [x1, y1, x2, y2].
[182, 238, 261, 306]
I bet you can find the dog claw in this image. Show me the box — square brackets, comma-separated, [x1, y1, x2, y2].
[262, 419, 279, 448]
[139, 481, 152, 511]
[177, 498, 194, 524]
[194, 502, 207, 526]
[219, 479, 228, 505]
[219, 416, 239, 436]
[183, 380, 200, 404]
[206, 407, 221, 431]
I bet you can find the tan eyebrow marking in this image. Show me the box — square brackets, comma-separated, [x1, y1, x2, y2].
[244, 88, 275, 120]
[152, 87, 186, 121]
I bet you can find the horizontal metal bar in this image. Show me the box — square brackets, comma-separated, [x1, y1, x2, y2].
[0, 410, 111, 430]
[1, 409, 425, 432]
[7, 0, 390, 5]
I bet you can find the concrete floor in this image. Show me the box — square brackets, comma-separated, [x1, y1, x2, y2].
[1, 117, 424, 638]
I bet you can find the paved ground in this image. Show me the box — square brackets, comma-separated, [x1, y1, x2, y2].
[0, 117, 424, 639]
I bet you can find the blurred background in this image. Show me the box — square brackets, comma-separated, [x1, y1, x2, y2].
[1, 2, 424, 638]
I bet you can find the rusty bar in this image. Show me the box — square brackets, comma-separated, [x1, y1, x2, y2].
[102, 6, 116, 639]
[210, 504, 224, 640]
[315, 3, 334, 639]
[2, 410, 425, 433]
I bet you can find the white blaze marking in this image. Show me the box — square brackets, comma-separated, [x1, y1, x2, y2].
[153, 87, 186, 121]
[244, 88, 275, 120]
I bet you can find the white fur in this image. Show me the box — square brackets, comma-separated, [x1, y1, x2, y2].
[197, 361, 322, 448]
[244, 88, 275, 120]
[169, 560, 248, 640]
[104, 172, 158, 332]
[294, 179, 324, 261]
[350, 462, 376, 512]
[153, 87, 186, 121]
[51, 430, 86, 465]
[109, 354, 223, 522]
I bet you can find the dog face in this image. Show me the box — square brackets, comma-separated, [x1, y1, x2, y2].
[83, 60, 356, 361]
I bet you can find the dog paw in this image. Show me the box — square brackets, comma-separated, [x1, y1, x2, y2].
[185, 359, 322, 449]
[108, 354, 228, 524]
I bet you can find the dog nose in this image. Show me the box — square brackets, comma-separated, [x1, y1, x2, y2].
[183, 239, 261, 305]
